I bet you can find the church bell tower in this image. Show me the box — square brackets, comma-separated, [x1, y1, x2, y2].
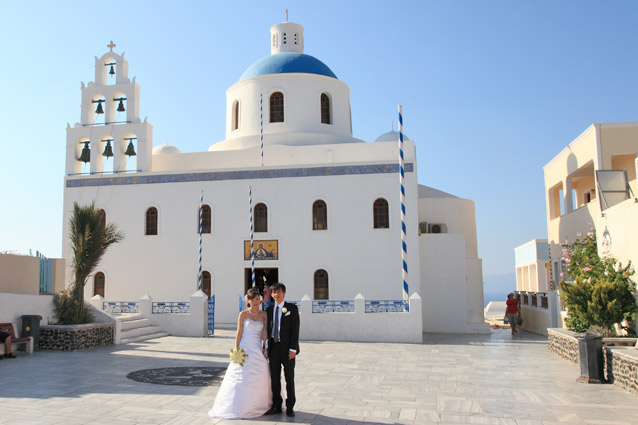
[65, 41, 153, 176]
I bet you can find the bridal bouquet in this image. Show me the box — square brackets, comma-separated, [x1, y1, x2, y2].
[229, 348, 247, 366]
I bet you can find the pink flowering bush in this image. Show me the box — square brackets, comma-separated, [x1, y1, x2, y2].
[559, 231, 637, 335]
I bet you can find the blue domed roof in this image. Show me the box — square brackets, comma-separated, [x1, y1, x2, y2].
[239, 53, 337, 81]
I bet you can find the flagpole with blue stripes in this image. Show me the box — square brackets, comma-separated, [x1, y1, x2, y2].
[198, 189, 203, 291]
[248, 186, 256, 288]
[398, 105, 409, 310]
[260, 94, 264, 167]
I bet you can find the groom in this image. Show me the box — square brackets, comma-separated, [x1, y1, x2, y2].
[265, 282, 300, 417]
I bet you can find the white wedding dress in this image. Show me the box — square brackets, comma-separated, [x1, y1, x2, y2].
[209, 319, 272, 418]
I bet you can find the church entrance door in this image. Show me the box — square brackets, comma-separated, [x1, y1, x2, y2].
[244, 268, 279, 301]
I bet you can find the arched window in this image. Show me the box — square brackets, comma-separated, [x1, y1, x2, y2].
[94, 272, 105, 297]
[146, 207, 158, 235]
[200, 204, 211, 234]
[202, 271, 212, 299]
[254, 203, 268, 232]
[320, 93, 331, 124]
[313, 200, 327, 230]
[270, 92, 284, 123]
[314, 269, 329, 300]
[98, 209, 106, 230]
[373, 198, 389, 229]
[232, 100, 239, 131]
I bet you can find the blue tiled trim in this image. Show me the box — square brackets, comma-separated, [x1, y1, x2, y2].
[66, 163, 414, 188]
[365, 300, 409, 313]
[103, 301, 139, 314]
[152, 302, 191, 314]
[312, 300, 355, 313]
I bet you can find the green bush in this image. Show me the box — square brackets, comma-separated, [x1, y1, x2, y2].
[53, 290, 94, 325]
[560, 231, 637, 336]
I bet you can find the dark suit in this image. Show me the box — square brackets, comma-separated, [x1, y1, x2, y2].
[267, 302, 300, 411]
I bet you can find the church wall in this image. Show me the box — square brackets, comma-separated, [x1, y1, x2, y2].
[466, 257, 487, 328]
[419, 234, 471, 333]
[418, 197, 479, 259]
[63, 157, 420, 326]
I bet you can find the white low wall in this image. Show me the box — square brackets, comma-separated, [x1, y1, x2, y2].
[93, 291, 209, 339]
[0, 292, 55, 335]
[299, 293, 422, 343]
[94, 292, 422, 342]
[140, 292, 209, 337]
[520, 305, 551, 336]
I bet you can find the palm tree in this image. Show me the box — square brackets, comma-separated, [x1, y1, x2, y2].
[68, 202, 124, 323]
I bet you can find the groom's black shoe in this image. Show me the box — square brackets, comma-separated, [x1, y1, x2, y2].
[265, 407, 282, 415]
[286, 409, 295, 417]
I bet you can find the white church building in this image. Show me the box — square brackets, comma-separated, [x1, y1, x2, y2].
[62, 20, 488, 334]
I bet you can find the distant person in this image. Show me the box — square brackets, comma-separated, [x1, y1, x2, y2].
[505, 293, 519, 335]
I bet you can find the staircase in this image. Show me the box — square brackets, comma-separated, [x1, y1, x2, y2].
[118, 314, 169, 344]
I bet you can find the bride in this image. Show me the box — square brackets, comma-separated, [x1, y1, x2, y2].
[209, 289, 272, 418]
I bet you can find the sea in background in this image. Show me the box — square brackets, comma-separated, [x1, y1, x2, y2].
[483, 273, 516, 307]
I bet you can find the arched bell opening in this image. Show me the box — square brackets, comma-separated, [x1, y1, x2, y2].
[104, 58, 116, 85]
[92, 95, 106, 125]
[111, 92, 128, 124]
[76, 137, 92, 175]
[100, 137, 115, 174]
[122, 133, 138, 173]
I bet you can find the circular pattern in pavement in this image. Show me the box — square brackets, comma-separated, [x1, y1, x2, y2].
[126, 367, 226, 387]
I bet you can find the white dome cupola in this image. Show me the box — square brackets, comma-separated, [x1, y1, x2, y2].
[270, 21, 304, 54]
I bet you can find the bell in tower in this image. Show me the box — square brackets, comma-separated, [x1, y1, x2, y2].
[78, 141, 91, 163]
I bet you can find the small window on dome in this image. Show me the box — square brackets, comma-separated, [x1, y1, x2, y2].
[270, 92, 284, 123]
[232, 100, 239, 131]
[294, 33, 298, 45]
[321, 93, 331, 125]
[283, 32, 287, 44]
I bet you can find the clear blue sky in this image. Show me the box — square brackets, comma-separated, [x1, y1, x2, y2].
[2, 1, 637, 278]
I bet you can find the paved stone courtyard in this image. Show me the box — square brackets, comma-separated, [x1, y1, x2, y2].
[1, 328, 637, 424]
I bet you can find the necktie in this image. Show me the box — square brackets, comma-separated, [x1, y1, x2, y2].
[274, 305, 280, 342]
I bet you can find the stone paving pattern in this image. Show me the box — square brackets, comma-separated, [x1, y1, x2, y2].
[1, 328, 637, 424]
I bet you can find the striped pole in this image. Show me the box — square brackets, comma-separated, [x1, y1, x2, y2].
[198, 189, 203, 291]
[260, 94, 264, 166]
[398, 105, 409, 310]
[248, 186, 256, 287]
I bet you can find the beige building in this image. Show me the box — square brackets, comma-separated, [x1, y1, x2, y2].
[543, 122, 638, 332]
[514, 239, 550, 293]
[0, 253, 65, 295]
